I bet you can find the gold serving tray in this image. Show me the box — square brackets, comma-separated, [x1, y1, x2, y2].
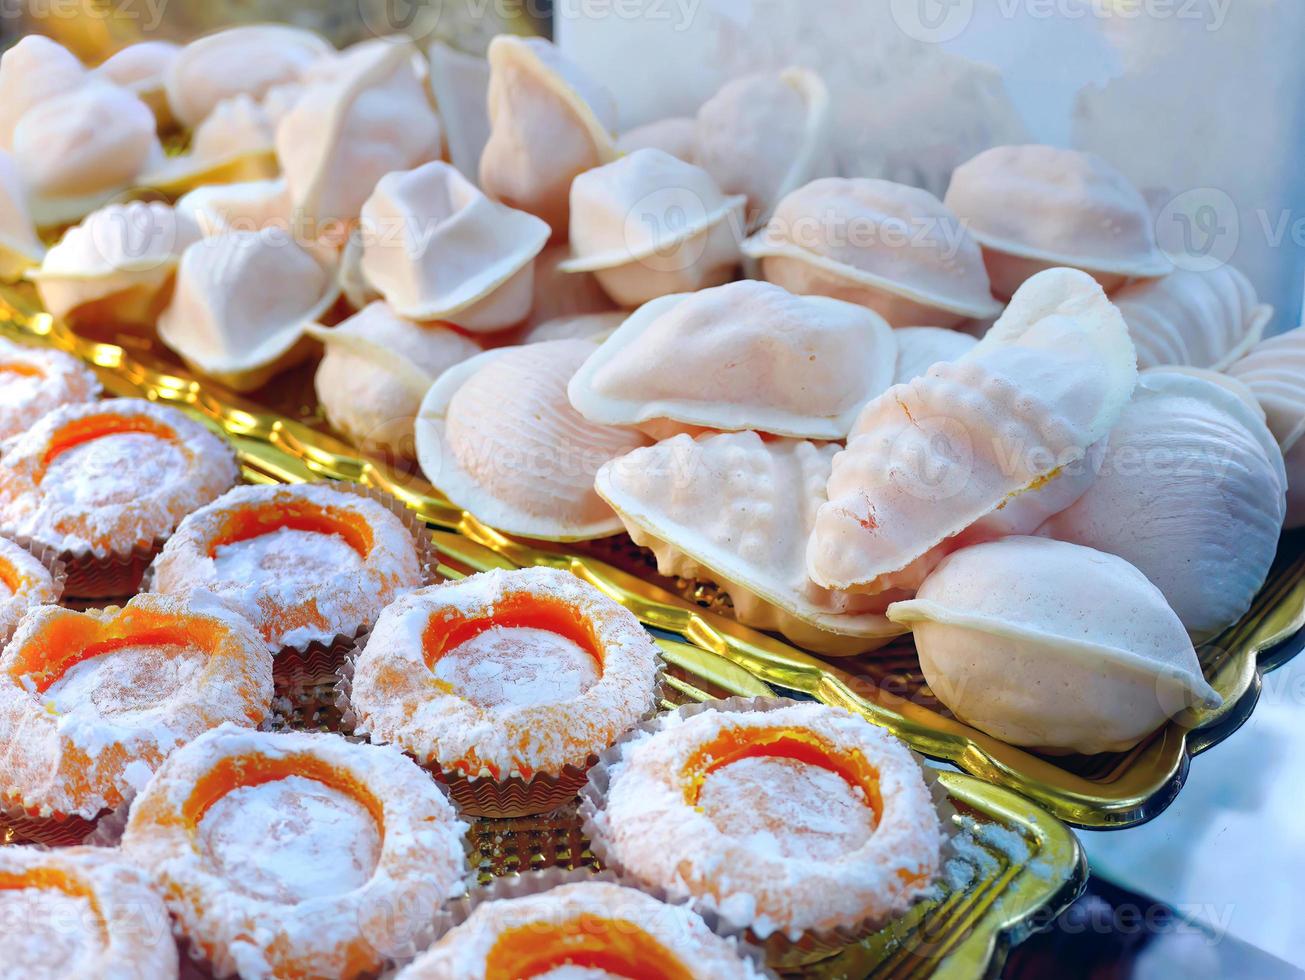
[4, 283, 1302, 831]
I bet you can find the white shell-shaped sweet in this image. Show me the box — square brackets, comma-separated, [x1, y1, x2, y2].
[743, 177, 1001, 327]
[0, 151, 43, 280]
[616, 117, 698, 162]
[277, 39, 441, 233]
[479, 36, 617, 236]
[28, 201, 200, 330]
[1111, 265, 1271, 372]
[944, 145, 1172, 298]
[893, 326, 978, 385]
[415, 339, 650, 540]
[518, 311, 625, 346]
[141, 95, 277, 193]
[526, 243, 618, 331]
[0, 35, 88, 150]
[307, 301, 481, 458]
[560, 149, 746, 306]
[1038, 370, 1285, 641]
[12, 81, 162, 226]
[808, 268, 1138, 593]
[358, 161, 549, 331]
[888, 536, 1220, 754]
[696, 68, 834, 231]
[158, 230, 338, 391]
[94, 41, 179, 125]
[569, 281, 897, 440]
[164, 24, 331, 128]
[427, 41, 491, 185]
[337, 226, 379, 311]
[1228, 326, 1305, 527]
[174, 177, 292, 238]
[597, 431, 907, 655]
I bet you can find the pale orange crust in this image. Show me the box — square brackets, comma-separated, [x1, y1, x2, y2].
[0, 535, 60, 646]
[0, 339, 101, 442]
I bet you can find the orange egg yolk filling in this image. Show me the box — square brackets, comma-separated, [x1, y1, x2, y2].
[484, 915, 694, 980]
[181, 753, 385, 841]
[0, 555, 26, 594]
[0, 362, 45, 379]
[421, 591, 602, 673]
[8, 606, 225, 695]
[37, 414, 178, 481]
[205, 499, 375, 559]
[0, 866, 109, 946]
[679, 726, 883, 821]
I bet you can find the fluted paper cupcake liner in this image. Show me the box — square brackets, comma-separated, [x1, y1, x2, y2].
[578, 695, 959, 970]
[12, 531, 160, 600]
[336, 633, 667, 820]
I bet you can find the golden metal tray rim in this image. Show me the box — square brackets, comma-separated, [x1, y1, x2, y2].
[2, 286, 1300, 831]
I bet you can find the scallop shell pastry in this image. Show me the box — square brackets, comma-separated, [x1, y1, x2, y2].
[164, 24, 331, 128]
[888, 536, 1220, 754]
[0, 35, 88, 149]
[597, 431, 907, 655]
[416, 339, 651, 540]
[944, 144, 1172, 298]
[569, 280, 897, 440]
[1111, 265, 1272, 372]
[560, 149, 746, 307]
[12, 80, 163, 227]
[358, 161, 550, 332]
[1229, 326, 1305, 528]
[94, 40, 179, 126]
[808, 268, 1138, 595]
[308, 301, 481, 459]
[28, 201, 200, 333]
[892, 326, 977, 385]
[1037, 370, 1286, 641]
[427, 40, 491, 186]
[695, 67, 834, 230]
[276, 39, 442, 236]
[480, 36, 618, 236]
[158, 230, 338, 392]
[0, 151, 44, 280]
[743, 177, 1001, 328]
[140, 95, 278, 195]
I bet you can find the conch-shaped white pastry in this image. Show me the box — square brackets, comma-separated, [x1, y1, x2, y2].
[743, 177, 1001, 328]
[0, 35, 88, 150]
[944, 144, 1172, 298]
[893, 326, 978, 385]
[479, 36, 617, 236]
[560, 149, 746, 307]
[164, 24, 331, 128]
[94, 40, 179, 126]
[596, 431, 908, 655]
[0, 151, 44, 281]
[616, 117, 698, 162]
[808, 268, 1138, 593]
[307, 301, 481, 459]
[12, 81, 163, 226]
[358, 161, 549, 331]
[28, 201, 200, 332]
[415, 339, 650, 540]
[1111, 265, 1271, 372]
[1228, 326, 1305, 528]
[158, 230, 338, 392]
[276, 39, 441, 234]
[1038, 370, 1285, 641]
[174, 177, 291, 238]
[695, 68, 834, 231]
[141, 95, 277, 194]
[569, 280, 897, 440]
[427, 41, 491, 185]
[887, 536, 1220, 754]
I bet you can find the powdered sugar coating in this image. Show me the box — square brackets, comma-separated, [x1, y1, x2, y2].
[591, 701, 943, 939]
[351, 566, 660, 779]
[0, 339, 101, 441]
[121, 725, 469, 980]
[0, 535, 60, 645]
[0, 591, 272, 818]
[0, 845, 177, 980]
[397, 880, 766, 979]
[0, 398, 238, 558]
[150, 482, 425, 651]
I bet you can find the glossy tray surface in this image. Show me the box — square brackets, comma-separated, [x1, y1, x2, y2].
[4, 284, 1300, 831]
